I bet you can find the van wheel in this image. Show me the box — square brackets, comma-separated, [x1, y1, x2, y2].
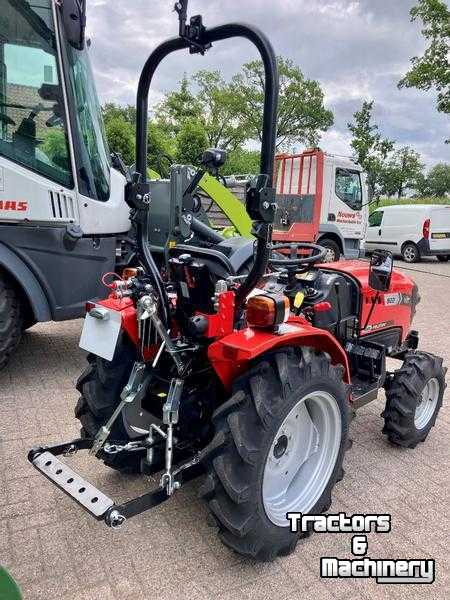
[319, 239, 341, 262]
[401, 242, 420, 263]
[437, 255, 449, 262]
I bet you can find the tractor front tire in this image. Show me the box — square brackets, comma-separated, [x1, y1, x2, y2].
[382, 352, 446, 448]
[0, 274, 23, 370]
[75, 338, 141, 473]
[200, 348, 349, 561]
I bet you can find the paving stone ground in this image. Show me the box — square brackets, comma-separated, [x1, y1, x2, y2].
[0, 258, 449, 600]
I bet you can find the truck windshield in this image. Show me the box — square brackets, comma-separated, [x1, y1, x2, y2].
[61, 42, 110, 201]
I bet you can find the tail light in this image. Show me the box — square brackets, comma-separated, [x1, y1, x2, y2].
[423, 219, 430, 240]
[246, 294, 290, 328]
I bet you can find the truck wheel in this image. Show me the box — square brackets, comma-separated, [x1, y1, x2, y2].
[200, 348, 349, 561]
[437, 255, 449, 262]
[74, 338, 141, 473]
[401, 242, 420, 263]
[382, 352, 446, 448]
[0, 274, 23, 370]
[319, 239, 341, 262]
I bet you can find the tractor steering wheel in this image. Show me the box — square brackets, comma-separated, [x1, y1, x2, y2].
[269, 242, 328, 271]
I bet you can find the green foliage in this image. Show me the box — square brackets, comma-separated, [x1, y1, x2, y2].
[231, 57, 334, 149]
[221, 149, 261, 176]
[104, 116, 135, 165]
[379, 146, 425, 198]
[423, 162, 450, 196]
[193, 70, 246, 150]
[148, 122, 175, 177]
[102, 102, 136, 126]
[156, 75, 202, 136]
[399, 0, 450, 132]
[348, 100, 394, 196]
[41, 129, 70, 170]
[175, 119, 208, 165]
[372, 196, 449, 212]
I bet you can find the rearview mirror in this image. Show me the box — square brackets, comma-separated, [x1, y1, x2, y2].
[60, 0, 86, 51]
[369, 250, 393, 292]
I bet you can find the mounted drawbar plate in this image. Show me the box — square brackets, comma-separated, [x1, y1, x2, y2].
[32, 452, 114, 519]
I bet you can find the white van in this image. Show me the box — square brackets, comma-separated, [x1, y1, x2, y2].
[365, 204, 450, 263]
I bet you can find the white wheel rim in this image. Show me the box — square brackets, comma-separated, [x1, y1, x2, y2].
[262, 391, 342, 527]
[414, 377, 439, 430]
[324, 248, 336, 262]
[404, 247, 416, 261]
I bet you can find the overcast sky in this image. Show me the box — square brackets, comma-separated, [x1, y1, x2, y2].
[86, 0, 449, 167]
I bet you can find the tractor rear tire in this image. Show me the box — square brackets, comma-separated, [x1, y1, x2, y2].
[437, 255, 449, 262]
[199, 347, 349, 561]
[75, 338, 141, 473]
[0, 274, 23, 371]
[382, 352, 446, 448]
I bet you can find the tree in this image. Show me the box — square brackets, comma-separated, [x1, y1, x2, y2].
[379, 147, 425, 198]
[231, 57, 334, 149]
[175, 119, 208, 166]
[399, 0, 450, 138]
[156, 75, 202, 137]
[157, 72, 246, 151]
[221, 149, 261, 176]
[348, 101, 394, 196]
[104, 116, 135, 165]
[41, 129, 70, 170]
[426, 162, 450, 196]
[102, 102, 136, 126]
[148, 122, 175, 176]
[193, 70, 247, 150]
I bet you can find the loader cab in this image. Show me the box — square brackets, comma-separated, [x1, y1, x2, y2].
[0, 0, 129, 329]
[0, 0, 129, 234]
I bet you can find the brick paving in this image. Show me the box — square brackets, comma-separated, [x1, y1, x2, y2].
[0, 258, 449, 600]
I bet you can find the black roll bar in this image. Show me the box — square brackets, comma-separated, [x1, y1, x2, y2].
[133, 19, 279, 321]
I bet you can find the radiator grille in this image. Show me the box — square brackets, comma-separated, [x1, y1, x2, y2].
[49, 191, 77, 221]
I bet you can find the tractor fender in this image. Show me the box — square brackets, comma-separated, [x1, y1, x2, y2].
[0, 242, 51, 322]
[208, 318, 350, 391]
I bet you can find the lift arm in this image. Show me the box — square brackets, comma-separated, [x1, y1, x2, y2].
[198, 172, 253, 238]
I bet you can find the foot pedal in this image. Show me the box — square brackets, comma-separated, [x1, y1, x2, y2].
[32, 452, 114, 519]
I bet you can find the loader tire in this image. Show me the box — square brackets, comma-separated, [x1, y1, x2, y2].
[199, 347, 349, 561]
[0, 274, 23, 371]
[382, 351, 446, 448]
[75, 337, 141, 473]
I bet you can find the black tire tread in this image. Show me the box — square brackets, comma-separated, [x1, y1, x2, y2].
[75, 340, 140, 472]
[382, 351, 446, 448]
[200, 347, 349, 561]
[0, 274, 23, 370]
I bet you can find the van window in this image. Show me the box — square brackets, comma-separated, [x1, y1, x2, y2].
[335, 168, 362, 211]
[0, 1, 73, 188]
[368, 211, 383, 227]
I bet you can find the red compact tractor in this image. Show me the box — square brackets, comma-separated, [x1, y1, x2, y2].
[29, 1, 446, 561]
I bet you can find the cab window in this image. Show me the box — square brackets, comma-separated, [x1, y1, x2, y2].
[0, 0, 72, 188]
[335, 168, 362, 211]
[368, 210, 383, 227]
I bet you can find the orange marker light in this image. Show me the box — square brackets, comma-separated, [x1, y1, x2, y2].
[246, 294, 290, 328]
